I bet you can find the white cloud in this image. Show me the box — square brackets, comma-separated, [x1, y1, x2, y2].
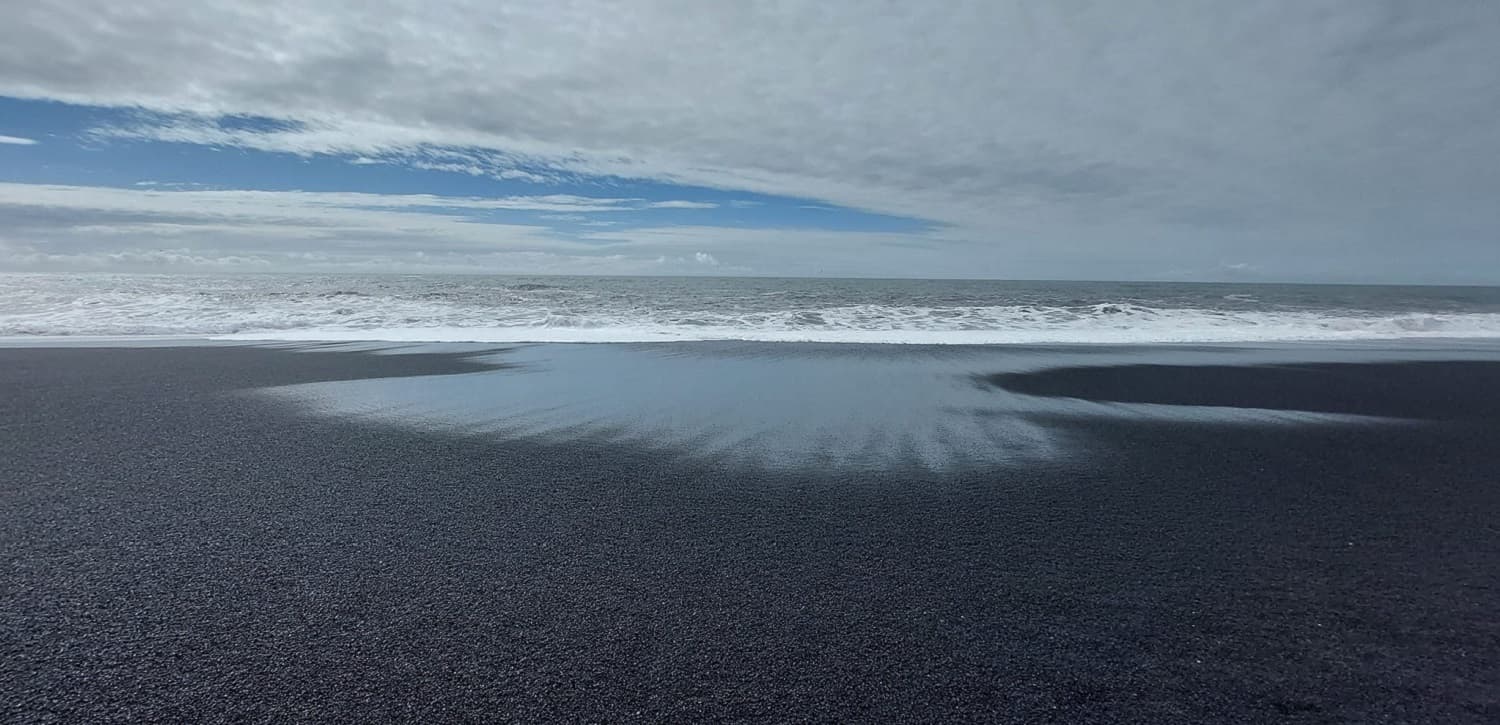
[648, 201, 718, 210]
[1, 2, 1498, 280]
[0, 182, 581, 268]
[0, 181, 776, 275]
[0, 245, 710, 276]
[1, 179, 1494, 283]
[0, 134, 38, 145]
[0, 182, 642, 214]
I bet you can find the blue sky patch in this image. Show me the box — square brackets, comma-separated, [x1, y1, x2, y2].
[0, 97, 931, 240]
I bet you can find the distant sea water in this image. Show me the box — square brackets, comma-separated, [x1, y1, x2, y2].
[3, 273, 1500, 344]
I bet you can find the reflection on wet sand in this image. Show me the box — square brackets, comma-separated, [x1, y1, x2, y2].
[253, 341, 1500, 471]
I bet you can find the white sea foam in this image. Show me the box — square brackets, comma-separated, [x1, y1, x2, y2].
[207, 311, 1500, 345]
[3, 273, 1498, 345]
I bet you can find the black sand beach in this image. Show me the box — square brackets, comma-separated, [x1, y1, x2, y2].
[4, 344, 1500, 722]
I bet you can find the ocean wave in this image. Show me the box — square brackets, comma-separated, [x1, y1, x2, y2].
[6, 303, 1499, 344]
[204, 312, 1500, 344]
[4, 274, 1499, 344]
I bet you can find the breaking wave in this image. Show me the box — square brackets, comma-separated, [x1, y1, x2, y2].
[3, 273, 1498, 344]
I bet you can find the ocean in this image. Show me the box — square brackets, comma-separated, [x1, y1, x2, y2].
[3, 273, 1500, 344]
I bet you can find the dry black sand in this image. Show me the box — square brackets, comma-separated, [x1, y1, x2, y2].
[3, 345, 1499, 722]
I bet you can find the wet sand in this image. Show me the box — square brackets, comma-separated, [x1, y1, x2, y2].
[3, 344, 1499, 722]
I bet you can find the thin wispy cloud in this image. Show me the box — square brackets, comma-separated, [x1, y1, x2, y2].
[0, 182, 850, 275]
[0, 134, 38, 145]
[0, 184, 640, 214]
[647, 201, 718, 210]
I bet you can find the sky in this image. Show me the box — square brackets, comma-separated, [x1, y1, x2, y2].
[0, 1, 1497, 283]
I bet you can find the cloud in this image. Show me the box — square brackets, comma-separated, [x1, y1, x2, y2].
[0, 244, 712, 276]
[648, 201, 718, 210]
[0, 182, 602, 271]
[0, 183, 641, 214]
[0, 181, 770, 275]
[0, 134, 38, 145]
[1, 2, 1498, 280]
[2, 180, 1495, 282]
